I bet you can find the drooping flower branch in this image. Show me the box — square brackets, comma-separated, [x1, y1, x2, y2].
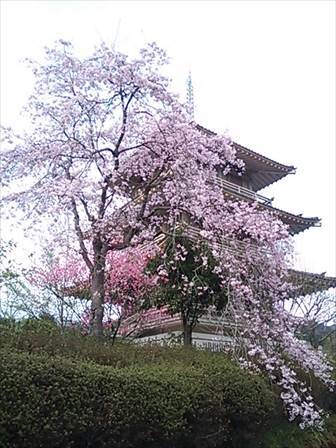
[1, 39, 334, 428]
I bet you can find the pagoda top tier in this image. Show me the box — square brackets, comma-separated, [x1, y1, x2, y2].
[197, 124, 296, 191]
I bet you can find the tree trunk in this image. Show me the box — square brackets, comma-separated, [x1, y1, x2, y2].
[59, 297, 64, 328]
[182, 314, 193, 346]
[89, 238, 106, 337]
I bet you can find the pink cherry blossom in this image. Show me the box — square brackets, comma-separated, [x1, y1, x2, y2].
[1, 40, 334, 428]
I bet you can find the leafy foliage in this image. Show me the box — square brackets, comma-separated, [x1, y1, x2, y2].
[0, 320, 335, 447]
[147, 236, 226, 315]
[249, 415, 336, 448]
[0, 322, 275, 448]
[145, 236, 227, 344]
[0, 241, 34, 319]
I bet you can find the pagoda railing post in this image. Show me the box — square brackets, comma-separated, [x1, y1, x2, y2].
[213, 176, 273, 206]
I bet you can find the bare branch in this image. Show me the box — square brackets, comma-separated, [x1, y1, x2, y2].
[70, 198, 93, 272]
[79, 196, 95, 223]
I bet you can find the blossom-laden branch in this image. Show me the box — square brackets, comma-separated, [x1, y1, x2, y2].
[1, 40, 334, 428]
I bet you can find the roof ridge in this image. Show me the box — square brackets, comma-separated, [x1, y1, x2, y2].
[233, 141, 296, 172]
[196, 123, 295, 172]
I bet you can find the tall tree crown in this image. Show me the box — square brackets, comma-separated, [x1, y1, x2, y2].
[1, 40, 334, 429]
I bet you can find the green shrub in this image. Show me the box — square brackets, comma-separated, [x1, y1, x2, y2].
[0, 320, 335, 448]
[0, 348, 276, 448]
[249, 415, 336, 448]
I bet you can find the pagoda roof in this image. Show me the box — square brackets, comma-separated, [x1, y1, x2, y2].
[120, 267, 336, 336]
[233, 142, 296, 191]
[288, 269, 336, 296]
[221, 190, 320, 235]
[262, 203, 320, 235]
[196, 124, 296, 191]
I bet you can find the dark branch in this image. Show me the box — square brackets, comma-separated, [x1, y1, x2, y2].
[79, 196, 95, 223]
[71, 198, 93, 273]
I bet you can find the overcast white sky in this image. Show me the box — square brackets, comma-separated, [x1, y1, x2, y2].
[1, 0, 335, 276]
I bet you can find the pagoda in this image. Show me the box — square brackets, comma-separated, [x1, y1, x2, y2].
[121, 126, 336, 348]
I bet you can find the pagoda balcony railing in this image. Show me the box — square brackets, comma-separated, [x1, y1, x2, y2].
[213, 176, 273, 206]
[120, 308, 237, 336]
[184, 225, 269, 259]
[133, 174, 273, 207]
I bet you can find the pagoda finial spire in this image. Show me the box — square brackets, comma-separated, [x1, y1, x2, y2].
[186, 70, 195, 121]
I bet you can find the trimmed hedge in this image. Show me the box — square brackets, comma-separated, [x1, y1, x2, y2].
[0, 349, 276, 448]
[0, 320, 335, 448]
[0, 318, 242, 368]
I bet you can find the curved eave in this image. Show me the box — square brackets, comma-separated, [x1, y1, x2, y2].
[196, 124, 295, 190]
[233, 142, 296, 192]
[233, 141, 295, 173]
[261, 203, 321, 235]
[288, 269, 336, 296]
[222, 191, 320, 235]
